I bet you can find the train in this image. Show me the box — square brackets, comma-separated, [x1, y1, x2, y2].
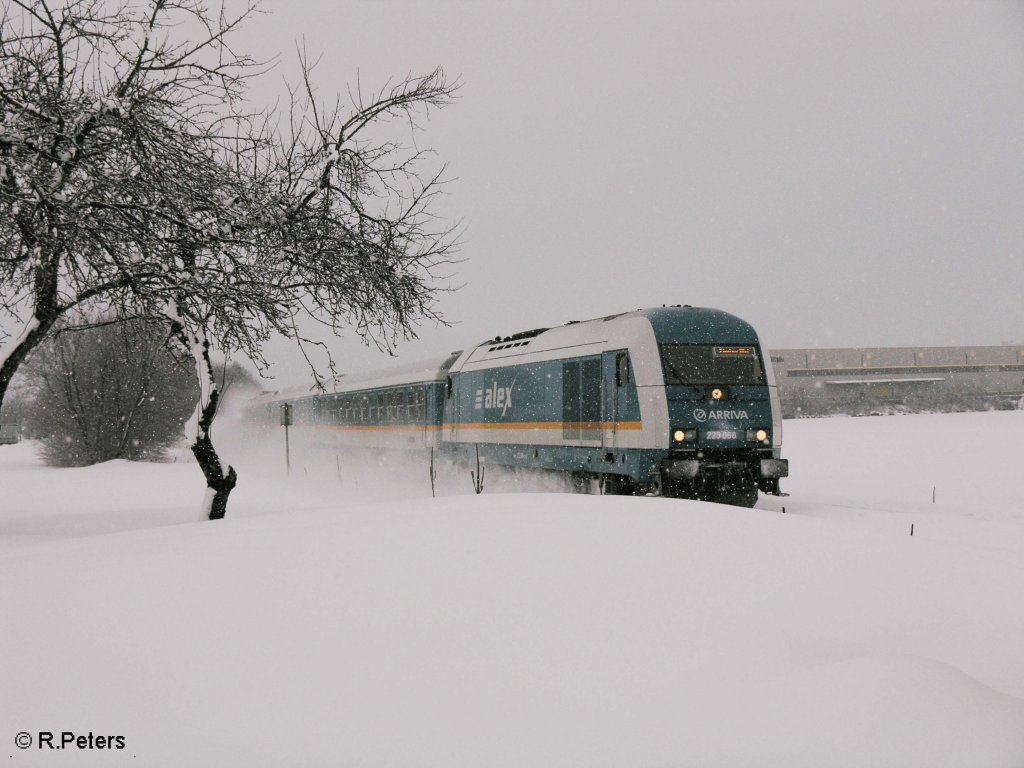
[251, 306, 788, 506]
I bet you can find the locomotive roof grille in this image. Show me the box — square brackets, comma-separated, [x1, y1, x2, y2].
[487, 340, 533, 352]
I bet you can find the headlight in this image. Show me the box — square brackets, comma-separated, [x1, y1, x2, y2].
[746, 428, 770, 444]
[673, 428, 697, 443]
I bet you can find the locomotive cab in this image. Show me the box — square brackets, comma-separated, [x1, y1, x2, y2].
[643, 310, 788, 506]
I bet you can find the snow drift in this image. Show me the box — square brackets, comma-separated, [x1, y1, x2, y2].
[2, 411, 1024, 766]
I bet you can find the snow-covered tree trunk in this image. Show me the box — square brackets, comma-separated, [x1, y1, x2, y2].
[166, 302, 236, 520]
[190, 380, 237, 521]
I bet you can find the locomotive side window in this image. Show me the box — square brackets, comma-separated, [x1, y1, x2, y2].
[615, 352, 632, 386]
[659, 344, 765, 386]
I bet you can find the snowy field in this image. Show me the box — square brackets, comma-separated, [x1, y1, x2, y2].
[2, 410, 1024, 767]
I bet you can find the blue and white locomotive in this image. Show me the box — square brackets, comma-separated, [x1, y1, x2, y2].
[256, 306, 788, 506]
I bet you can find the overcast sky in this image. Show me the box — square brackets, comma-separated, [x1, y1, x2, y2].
[242, 1, 1024, 381]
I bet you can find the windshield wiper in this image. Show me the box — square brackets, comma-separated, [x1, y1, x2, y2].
[661, 353, 693, 385]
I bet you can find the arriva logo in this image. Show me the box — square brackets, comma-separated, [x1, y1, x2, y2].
[475, 383, 513, 416]
[693, 408, 749, 422]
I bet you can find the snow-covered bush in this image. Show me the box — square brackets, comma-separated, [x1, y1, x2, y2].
[23, 318, 196, 466]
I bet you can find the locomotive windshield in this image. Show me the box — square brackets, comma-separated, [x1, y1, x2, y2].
[659, 344, 766, 385]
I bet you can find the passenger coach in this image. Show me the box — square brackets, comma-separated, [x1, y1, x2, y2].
[254, 306, 788, 506]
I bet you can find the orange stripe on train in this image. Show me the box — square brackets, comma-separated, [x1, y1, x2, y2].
[302, 421, 643, 432]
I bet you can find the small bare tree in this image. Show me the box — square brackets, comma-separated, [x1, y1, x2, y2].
[1, 0, 460, 519]
[23, 315, 196, 466]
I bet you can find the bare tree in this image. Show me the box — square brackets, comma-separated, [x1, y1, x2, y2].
[1, 0, 460, 518]
[23, 315, 196, 466]
[0, 0, 262, 400]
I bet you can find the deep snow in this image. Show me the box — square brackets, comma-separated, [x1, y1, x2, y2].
[2, 410, 1024, 766]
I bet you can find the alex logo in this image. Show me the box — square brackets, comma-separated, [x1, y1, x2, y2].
[475, 383, 513, 415]
[693, 408, 749, 422]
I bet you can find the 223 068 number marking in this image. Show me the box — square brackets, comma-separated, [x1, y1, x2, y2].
[706, 430, 738, 440]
